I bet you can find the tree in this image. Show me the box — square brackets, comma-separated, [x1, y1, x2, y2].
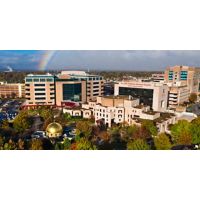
[0, 136, 4, 150]
[3, 139, 16, 150]
[76, 121, 92, 138]
[17, 139, 25, 150]
[13, 111, 32, 133]
[154, 133, 172, 150]
[190, 117, 200, 144]
[63, 138, 71, 150]
[11, 92, 16, 99]
[127, 139, 150, 150]
[171, 120, 192, 145]
[0, 120, 9, 129]
[76, 138, 97, 150]
[30, 139, 43, 150]
[141, 120, 158, 137]
[189, 93, 197, 103]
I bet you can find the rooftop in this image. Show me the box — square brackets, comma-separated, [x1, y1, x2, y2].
[102, 95, 136, 100]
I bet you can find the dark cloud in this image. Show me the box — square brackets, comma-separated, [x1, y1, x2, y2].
[1, 50, 200, 71]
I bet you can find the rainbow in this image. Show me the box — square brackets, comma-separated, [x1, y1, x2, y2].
[38, 50, 57, 71]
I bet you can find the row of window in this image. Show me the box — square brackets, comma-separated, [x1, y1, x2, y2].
[25, 84, 54, 87]
[25, 78, 54, 82]
[26, 93, 54, 96]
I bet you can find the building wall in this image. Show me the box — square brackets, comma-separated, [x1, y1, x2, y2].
[114, 81, 168, 112]
[61, 71, 105, 102]
[168, 85, 190, 107]
[0, 83, 25, 98]
[164, 65, 200, 94]
[55, 80, 86, 106]
[25, 75, 55, 106]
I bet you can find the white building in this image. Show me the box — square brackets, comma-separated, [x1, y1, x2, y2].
[67, 95, 177, 133]
[114, 81, 169, 112]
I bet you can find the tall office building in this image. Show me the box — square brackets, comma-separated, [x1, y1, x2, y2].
[164, 65, 200, 93]
[60, 71, 105, 101]
[55, 73, 87, 106]
[25, 72, 87, 108]
[25, 74, 55, 106]
[114, 81, 168, 112]
[0, 82, 25, 98]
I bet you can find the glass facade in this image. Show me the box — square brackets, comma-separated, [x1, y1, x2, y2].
[168, 71, 173, 80]
[119, 87, 154, 107]
[180, 71, 188, 80]
[63, 83, 82, 102]
[25, 76, 54, 82]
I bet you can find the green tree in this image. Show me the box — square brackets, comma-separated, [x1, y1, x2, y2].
[0, 120, 9, 129]
[76, 121, 92, 138]
[39, 108, 54, 120]
[30, 139, 43, 150]
[190, 117, 200, 144]
[171, 120, 192, 145]
[13, 111, 32, 133]
[127, 139, 150, 150]
[63, 138, 71, 150]
[189, 93, 197, 103]
[154, 133, 172, 150]
[3, 139, 16, 150]
[0, 136, 4, 150]
[141, 120, 158, 137]
[76, 138, 97, 150]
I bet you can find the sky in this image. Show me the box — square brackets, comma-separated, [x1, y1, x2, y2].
[1, 50, 200, 71]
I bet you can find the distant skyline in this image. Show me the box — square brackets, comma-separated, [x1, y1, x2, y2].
[1, 50, 200, 71]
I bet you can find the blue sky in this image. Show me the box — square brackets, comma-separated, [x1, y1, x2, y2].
[1, 50, 200, 71]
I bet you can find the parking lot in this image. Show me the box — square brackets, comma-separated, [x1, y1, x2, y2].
[0, 99, 25, 122]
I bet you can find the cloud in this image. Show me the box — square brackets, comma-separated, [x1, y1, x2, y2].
[1, 50, 200, 71]
[0, 50, 43, 70]
[47, 50, 200, 71]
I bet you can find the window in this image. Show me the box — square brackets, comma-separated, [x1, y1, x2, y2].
[47, 78, 54, 82]
[93, 81, 99, 84]
[33, 79, 40, 82]
[180, 71, 188, 80]
[26, 79, 32, 82]
[168, 71, 173, 80]
[50, 93, 54, 95]
[119, 87, 153, 107]
[50, 84, 54, 86]
[40, 78, 46, 82]
[34, 84, 45, 87]
[25, 89, 30, 91]
[35, 97, 46, 100]
[93, 86, 99, 89]
[35, 93, 46, 96]
[35, 88, 45, 91]
[25, 84, 30, 87]
[63, 83, 82, 102]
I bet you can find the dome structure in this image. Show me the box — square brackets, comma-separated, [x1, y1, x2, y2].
[46, 122, 63, 138]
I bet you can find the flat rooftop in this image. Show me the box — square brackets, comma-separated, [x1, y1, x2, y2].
[102, 95, 137, 100]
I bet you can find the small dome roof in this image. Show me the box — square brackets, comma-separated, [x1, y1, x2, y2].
[46, 122, 63, 135]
